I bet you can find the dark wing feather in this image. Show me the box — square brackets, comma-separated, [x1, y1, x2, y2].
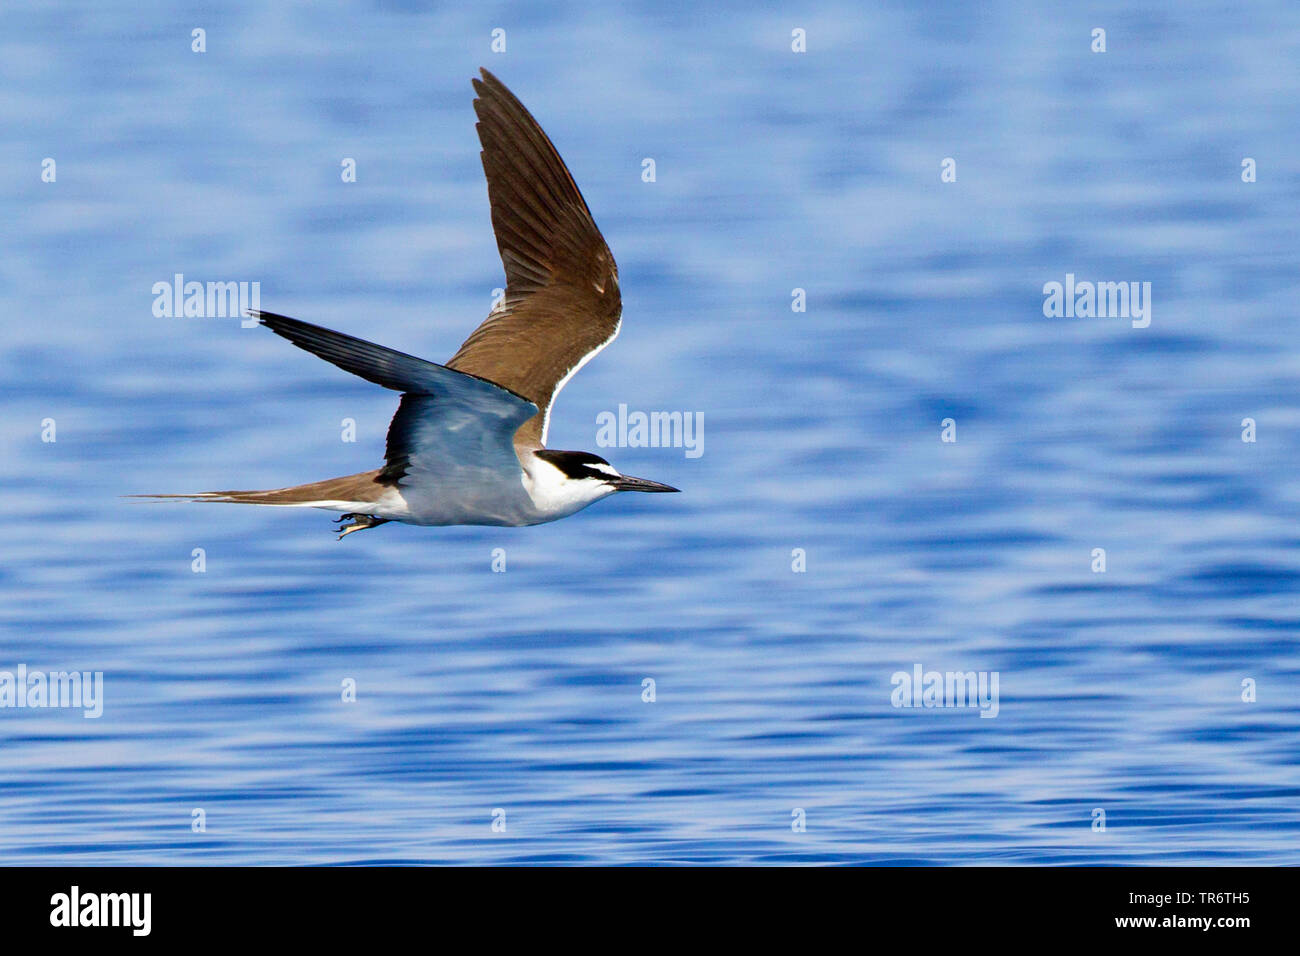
[445, 68, 621, 449]
[254, 311, 523, 397]
[254, 310, 537, 485]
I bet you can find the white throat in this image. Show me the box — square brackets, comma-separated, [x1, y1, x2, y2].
[521, 452, 616, 519]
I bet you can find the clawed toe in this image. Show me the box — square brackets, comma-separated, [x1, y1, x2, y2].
[333, 513, 390, 539]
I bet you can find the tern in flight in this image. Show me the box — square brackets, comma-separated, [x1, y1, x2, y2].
[144, 69, 678, 538]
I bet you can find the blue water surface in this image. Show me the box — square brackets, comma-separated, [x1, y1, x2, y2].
[2, 0, 1299, 864]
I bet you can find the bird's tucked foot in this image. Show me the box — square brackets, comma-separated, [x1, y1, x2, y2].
[334, 513, 390, 539]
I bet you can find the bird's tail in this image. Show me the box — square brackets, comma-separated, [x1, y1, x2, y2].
[129, 469, 389, 509]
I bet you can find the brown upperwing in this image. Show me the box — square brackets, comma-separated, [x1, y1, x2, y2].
[445, 68, 622, 450]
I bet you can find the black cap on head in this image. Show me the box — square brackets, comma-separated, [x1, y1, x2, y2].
[534, 449, 679, 492]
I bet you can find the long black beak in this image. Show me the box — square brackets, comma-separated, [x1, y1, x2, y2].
[612, 475, 680, 493]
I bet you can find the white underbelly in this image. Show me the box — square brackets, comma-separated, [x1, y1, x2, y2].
[379, 473, 551, 527]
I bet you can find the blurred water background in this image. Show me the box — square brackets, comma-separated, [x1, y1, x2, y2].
[1, 0, 1298, 864]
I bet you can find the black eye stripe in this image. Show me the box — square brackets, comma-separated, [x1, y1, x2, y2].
[535, 449, 613, 479]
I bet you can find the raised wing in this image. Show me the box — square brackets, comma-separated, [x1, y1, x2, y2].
[254, 311, 537, 489]
[446, 68, 622, 449]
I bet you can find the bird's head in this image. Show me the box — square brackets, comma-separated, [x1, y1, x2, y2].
[529, 449, 679, 514]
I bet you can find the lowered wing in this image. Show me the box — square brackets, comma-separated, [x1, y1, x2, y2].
[254, 311, 537, 496]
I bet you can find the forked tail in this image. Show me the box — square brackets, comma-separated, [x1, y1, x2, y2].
[130, 469, 389, 508]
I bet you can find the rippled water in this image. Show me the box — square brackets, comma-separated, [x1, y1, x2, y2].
[2, 1, 1299, 864]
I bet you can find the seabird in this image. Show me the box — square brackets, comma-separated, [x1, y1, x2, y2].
[142, 69, 679, 538]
